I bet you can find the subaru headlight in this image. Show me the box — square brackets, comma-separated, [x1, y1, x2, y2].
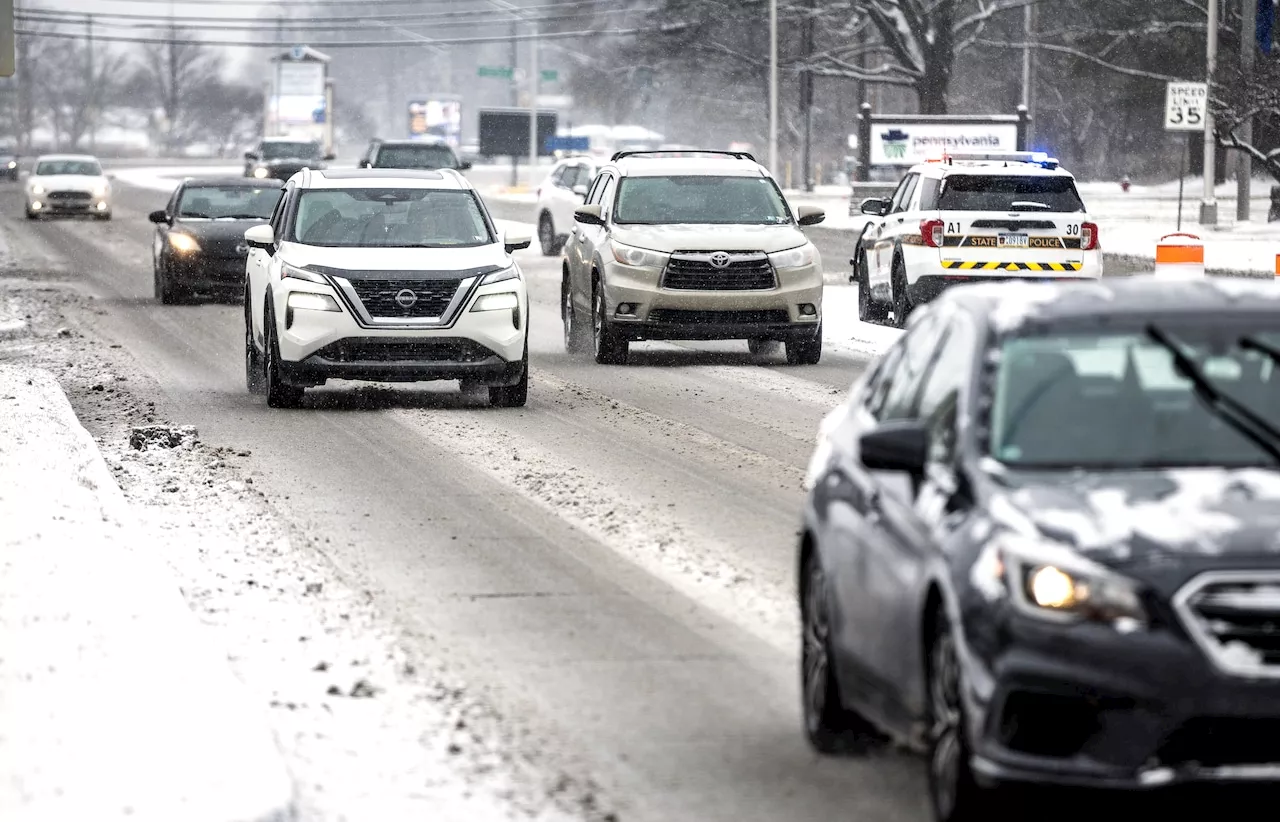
[168, 233, 201, 254]
[280, 262, 327, 284]
[480, 265, 520, 285]
[978, 533, 1147, 629]
[611, 241, 667, 269]
[769, 243, 817, 270]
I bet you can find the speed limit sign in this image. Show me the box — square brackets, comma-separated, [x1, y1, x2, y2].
[1165, 81, 1207, 131]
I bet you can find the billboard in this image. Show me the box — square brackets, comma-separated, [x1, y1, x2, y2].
[408, 98, 462, 147]
[871, 121, 1019, 166]
[273, 58, 326, 132]
[478, 109, 558, 158]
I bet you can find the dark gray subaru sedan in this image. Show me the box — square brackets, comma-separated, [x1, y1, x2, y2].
[798, 275, 1280, 821]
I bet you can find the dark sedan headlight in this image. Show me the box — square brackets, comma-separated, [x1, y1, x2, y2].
[168, 233, 201, 254]
[977, 533, 1148, 630]
[253, 166, 269, 179]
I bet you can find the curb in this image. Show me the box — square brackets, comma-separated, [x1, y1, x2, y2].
[0, 365, 297, 822]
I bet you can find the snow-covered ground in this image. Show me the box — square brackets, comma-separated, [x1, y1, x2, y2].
[0, 282, 612, 822]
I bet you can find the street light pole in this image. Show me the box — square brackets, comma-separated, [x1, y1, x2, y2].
[530, 21, 539, 183]
[769, 0, 778, 175]
[1020, 2, 1035, 147]
[1200, 0, 1219, 226]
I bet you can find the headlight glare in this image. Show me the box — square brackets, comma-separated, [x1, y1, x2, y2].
[480, 265, 519, 285]
[471, 292, 519, 312]
[611, 241, 667, 268]
[253, 167, 269, 179]
[769, 243, 817, 269]
[280, 263, 327, 284]
[168, 233, 201, 253]
[287, 292, 340, 312]
[92, 184, 108, 198]
[31, 184, 44, 195]
[992, 534, 1147, 628]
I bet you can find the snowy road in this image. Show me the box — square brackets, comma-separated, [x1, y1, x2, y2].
[0, 176, 929, 821]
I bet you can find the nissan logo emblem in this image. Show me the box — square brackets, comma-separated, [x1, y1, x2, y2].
[395, 289, 418, 308]
[709, 252, 731, 269]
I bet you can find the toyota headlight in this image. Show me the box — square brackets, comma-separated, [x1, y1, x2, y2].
[168, 233, 201, 254]
[979, 533, 1147, 629]
[769, 243, 817, 270]
[611, 241, 667, 269]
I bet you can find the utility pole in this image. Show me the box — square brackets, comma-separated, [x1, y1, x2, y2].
[509, 18, 518, 186]
[1201, 0, 1219, 226]
[1020, 2, 1035, 146]
[800, 0, 815, 191]
[273, 17, 283, 137]
[768, 0, 778, 176]
[86, 13, 95, 153]
[1237, 0, 1257, 222]
[529, 21, 538, 182]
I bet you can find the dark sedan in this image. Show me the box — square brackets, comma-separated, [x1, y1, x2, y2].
[0, 152, 18, 181]
[149, 178, 284, 304]
[799, 276, 1280, 820]
[244, 139, 335, 181]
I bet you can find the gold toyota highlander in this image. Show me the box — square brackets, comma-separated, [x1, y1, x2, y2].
[560, 150, 826, 365]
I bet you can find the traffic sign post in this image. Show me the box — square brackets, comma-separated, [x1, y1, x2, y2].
[1165, 81, 1208, 231]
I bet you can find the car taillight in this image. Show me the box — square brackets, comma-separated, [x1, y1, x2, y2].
[921, 219, 944, 248]
[1080, 221, 1099, 251]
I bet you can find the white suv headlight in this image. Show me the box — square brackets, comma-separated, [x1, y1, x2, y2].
[480, 265, 520, 285]
[471, 292, 519, 312]
[30, 183, 44, 195]
[611, 241, 667, 269]
[287, 292, 340, 312]
[769, 243, 817, 269]
[280, 263, 328, 284]
[92, 183, 109, 198]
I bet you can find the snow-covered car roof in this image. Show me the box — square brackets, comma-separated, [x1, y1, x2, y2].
[300, 168, 473, 190]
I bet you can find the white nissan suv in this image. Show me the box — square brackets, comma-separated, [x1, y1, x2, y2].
[243, 168, 531, 408]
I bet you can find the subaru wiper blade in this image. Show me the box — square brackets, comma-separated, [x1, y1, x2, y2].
[1146, 324, 1280, 463]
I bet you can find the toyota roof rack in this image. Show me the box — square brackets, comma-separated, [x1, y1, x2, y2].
[610, 149, 757, 163]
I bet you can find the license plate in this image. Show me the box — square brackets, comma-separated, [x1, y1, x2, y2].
[998, 233, 1029, 248]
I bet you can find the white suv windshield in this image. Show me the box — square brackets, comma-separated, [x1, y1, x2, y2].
[292, 188, 493, 248]
[375, 145, 458, 169]
[939, 175, 1085, 212]
[36, 160, 100, 176]
[614, 175, 792, 225]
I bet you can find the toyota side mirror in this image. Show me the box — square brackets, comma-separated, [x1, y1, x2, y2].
[860, 197, 890, 217]
[148, 209, 169, 224]
[503, 230, 532, 253]
[797, 205, 826, 226]
[859, 421, 929, 477]
[244, 224, 275, 254]
[574, 204, 604, 226]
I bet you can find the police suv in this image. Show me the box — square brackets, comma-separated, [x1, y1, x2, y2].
[851, 151, 1102, 326]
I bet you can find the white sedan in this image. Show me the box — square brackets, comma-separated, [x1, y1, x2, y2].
[26, 154, 112, 220]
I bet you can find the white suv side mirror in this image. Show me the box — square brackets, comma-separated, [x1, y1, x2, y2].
[503, 230, 531, 254]
[244, 224, 275, 250]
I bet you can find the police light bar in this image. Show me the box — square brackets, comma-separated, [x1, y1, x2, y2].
[941, 150, 1059, 169]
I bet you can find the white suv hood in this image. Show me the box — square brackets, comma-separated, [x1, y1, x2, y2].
[610, 223, 809, 254]
[30, 174, 106, 193]
[280, 241, 512, 273]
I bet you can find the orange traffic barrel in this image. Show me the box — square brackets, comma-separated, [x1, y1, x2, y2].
[1154, 233, 1205, 278]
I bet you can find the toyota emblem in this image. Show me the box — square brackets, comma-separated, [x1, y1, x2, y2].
[709, 252, 731, 269]
[395, 289, 418, 308]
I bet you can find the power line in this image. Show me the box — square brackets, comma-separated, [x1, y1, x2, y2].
[21, 0, 606, 26]
[13, 23, 684, 49]
[17, 7, 646, 34]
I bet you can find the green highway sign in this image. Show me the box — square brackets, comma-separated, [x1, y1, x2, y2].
[478, 66, 514, 79]
[540, 69, 559, 82]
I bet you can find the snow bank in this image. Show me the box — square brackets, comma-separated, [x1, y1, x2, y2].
[0, 365, 295, 822]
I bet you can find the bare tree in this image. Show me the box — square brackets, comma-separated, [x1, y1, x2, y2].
[1213, 53, 1280, 185]
[38, 39, 130, 150]
[132, 30, 224, 150]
